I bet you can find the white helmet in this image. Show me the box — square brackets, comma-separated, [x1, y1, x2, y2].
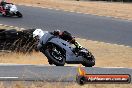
[33, 29, 48, 39]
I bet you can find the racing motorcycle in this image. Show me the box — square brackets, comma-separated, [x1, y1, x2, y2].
[39, 32, 95, 67]
[0, 4, 22, 17]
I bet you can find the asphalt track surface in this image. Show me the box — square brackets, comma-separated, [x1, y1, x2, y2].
[0, 5, 132, 46]
[0, 65, 131, 82]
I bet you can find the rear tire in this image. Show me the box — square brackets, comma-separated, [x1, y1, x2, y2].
[44, 43, 66, 66]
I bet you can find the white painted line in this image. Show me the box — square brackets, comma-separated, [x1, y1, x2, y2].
[55, 9, 60, 11]
[48, 8, 53, 10]
[70, 11, 74, 13]
[14, 27, 19, 29]
[0, 77, 18, 79]
[9, 26, 14, 28]
[0, 63, 49, 66]
[4, 25, 8, 27]
[126, 46, 131, 48]
[40, 7, 46, 9]
[76, 12, 83, 14]
[64, 10, 69, 12]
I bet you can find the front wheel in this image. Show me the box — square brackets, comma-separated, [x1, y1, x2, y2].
[44, 43, 66, 66]
[82, 51, 95, 67]
[16, 11, 23, 18]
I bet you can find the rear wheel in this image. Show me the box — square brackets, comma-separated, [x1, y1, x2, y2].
[44, 43, 66, 66]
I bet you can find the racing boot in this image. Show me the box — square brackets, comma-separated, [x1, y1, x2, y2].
[1, 11, 6, 16]
[73, 41, 83, 55]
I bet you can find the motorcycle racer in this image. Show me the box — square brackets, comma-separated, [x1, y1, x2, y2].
[0, 0, 22, 17]
[33, 29, 83, 53]
[33, 29, 95, 67]
[0, 0, 13, 10]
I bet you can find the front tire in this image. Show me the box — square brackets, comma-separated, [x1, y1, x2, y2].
[82, 52, 95, 67]
[16, 11, 23, 18]
[44, 43, 66, 66]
